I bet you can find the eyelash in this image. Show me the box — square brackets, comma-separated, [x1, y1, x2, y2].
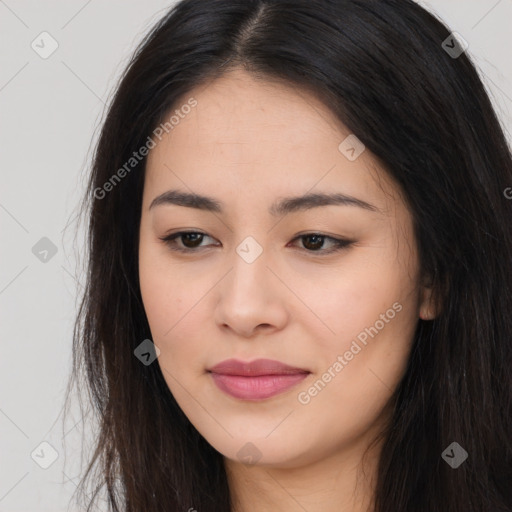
[158, 231, 354, 255]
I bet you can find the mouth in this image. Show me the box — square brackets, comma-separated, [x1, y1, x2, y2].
[207, 358, 311, 400]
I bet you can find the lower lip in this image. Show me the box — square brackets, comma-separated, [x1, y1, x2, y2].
[209, 372, 309, 400]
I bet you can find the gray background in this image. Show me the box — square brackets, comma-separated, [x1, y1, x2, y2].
[1, 1, 511, 510]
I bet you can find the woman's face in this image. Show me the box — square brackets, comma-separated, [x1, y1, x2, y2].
[139, 68, 434, 469]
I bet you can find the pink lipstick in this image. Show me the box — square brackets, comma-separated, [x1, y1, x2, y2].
[208, 358, 310, 400]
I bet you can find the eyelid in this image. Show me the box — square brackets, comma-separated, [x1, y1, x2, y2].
[158, 230, 354, 255]
[158, 231, 218, 252]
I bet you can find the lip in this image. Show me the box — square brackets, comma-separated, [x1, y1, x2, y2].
[208, 358, 310, 400]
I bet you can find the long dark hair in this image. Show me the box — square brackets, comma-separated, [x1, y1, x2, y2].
[66, 0, 512, 510]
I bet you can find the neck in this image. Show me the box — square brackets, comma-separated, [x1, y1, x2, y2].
[224, 430, 383, 512]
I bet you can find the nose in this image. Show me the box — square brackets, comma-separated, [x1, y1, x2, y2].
[214, 246, 289, 339]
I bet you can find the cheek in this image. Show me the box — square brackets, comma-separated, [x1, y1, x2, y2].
[326, 288, 417, 409]
[303, 256, 416, 358]
[139, 260, 173, 339]
[296, 247, 419, 424]
[294, 302, 416, 454]
[139, 242, 181, 348]
[139, 271, 199, 351]
[138, 243, 213, 385]
[139, 233, 194, 333]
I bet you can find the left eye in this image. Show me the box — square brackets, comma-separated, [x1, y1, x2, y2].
[291, 233, 352, 253]
[159, 231, 353, 255]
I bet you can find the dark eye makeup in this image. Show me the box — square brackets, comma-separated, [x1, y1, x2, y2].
[158, 231, 354, 256]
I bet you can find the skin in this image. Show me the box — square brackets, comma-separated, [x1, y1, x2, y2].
[138, 68, 437, 512]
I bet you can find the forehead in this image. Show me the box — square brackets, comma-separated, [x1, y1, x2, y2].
[180, 69, 343, 139]
[143, 69, 400, 217]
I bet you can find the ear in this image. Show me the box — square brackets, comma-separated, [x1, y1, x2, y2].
[419, 282, 440, 320]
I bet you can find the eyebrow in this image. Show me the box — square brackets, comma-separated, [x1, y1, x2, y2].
[148, 189, 381, 215]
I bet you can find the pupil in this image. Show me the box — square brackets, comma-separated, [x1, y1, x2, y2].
[304, 235, 324, 251]
[183, 233, 203, 247]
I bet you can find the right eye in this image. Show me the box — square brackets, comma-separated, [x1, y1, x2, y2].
[159, 231, 218, 253]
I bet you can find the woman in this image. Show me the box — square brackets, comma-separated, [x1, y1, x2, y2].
[67, 0, 512, 510]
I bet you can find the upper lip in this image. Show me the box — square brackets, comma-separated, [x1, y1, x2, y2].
[208, 358, 310, 376]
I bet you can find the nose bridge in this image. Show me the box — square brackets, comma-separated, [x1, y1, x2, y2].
[214, 234, 288, 335]
[229, 235, 271, 297]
